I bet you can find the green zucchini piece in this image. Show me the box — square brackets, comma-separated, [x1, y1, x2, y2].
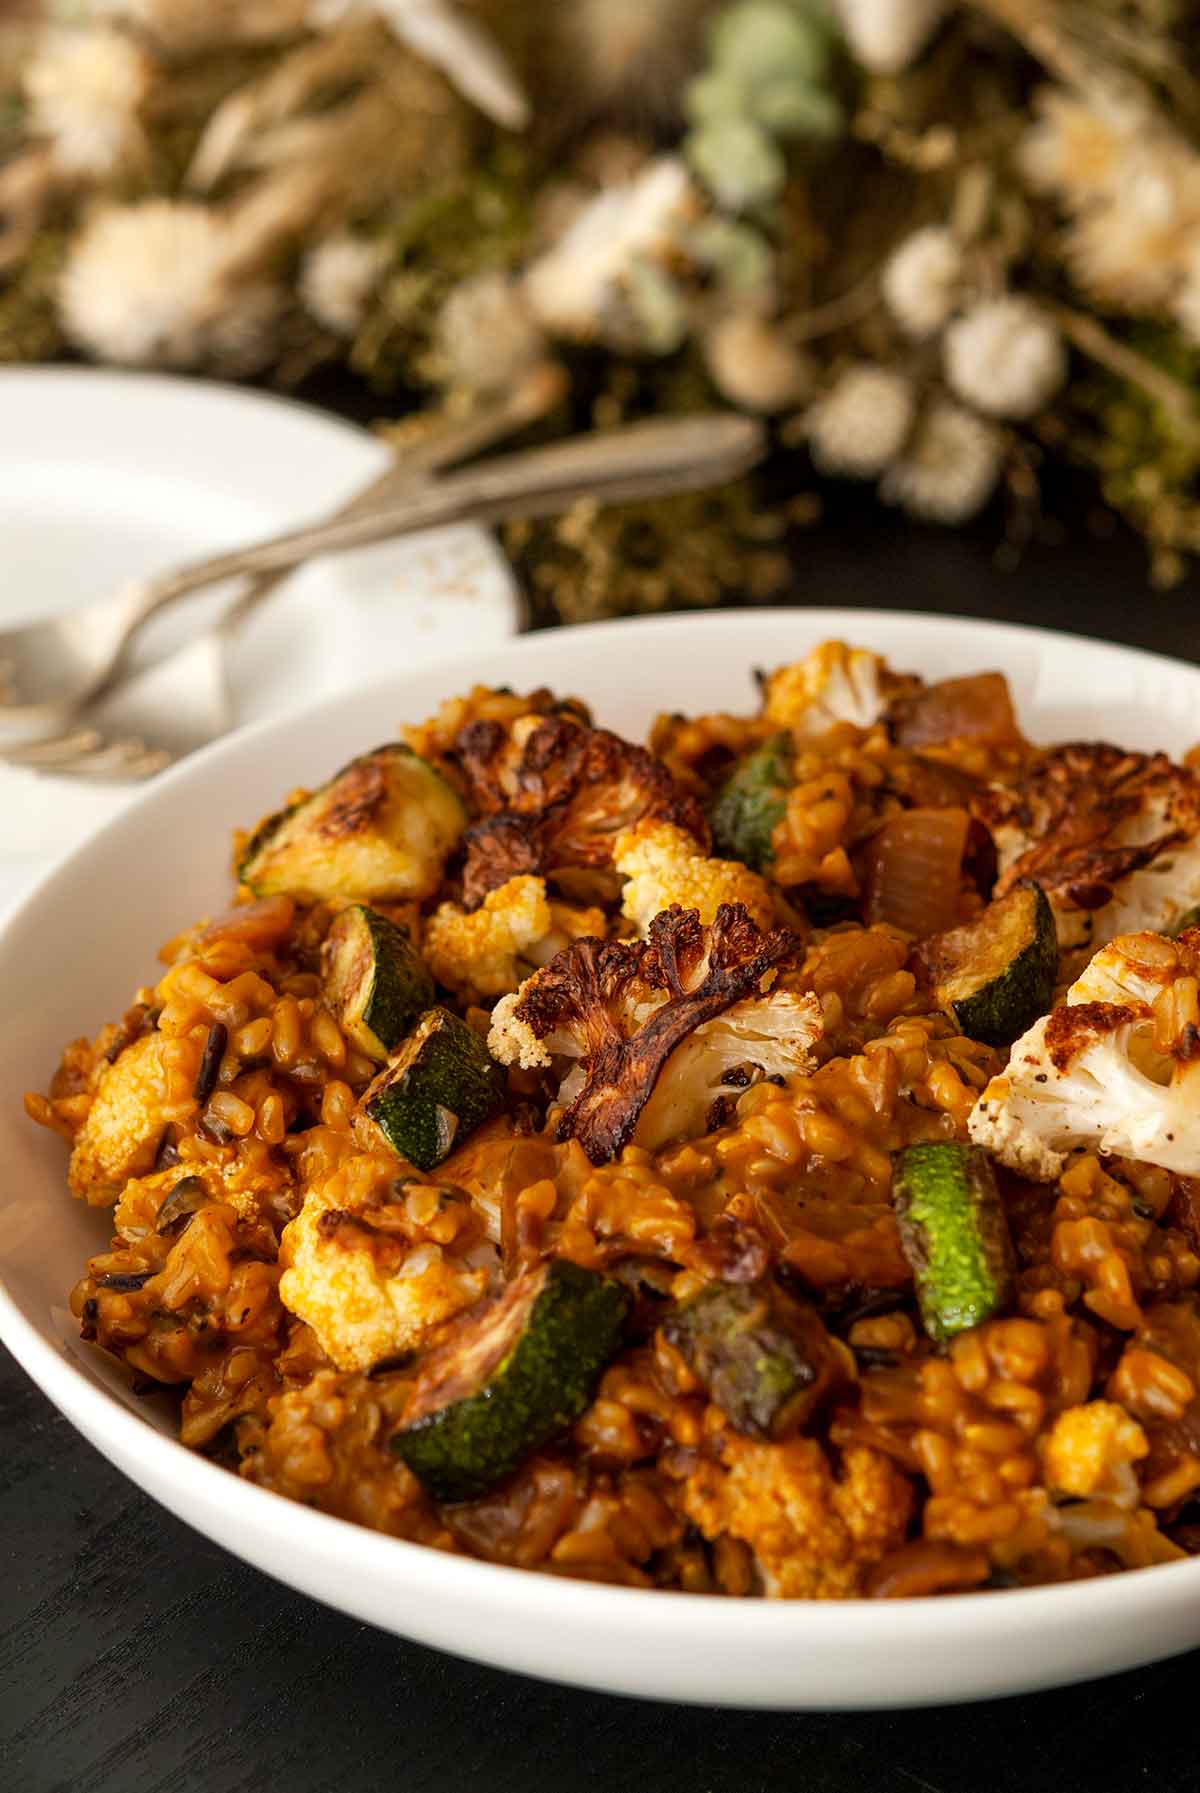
[709, 733, 792, 872]
[661, 1279, 846, 1438]
[358, 1007, 505, 1171]
[893, 1142, 1015, 1343]
[392, 1258, 630, 1502]
[239, 744, 465, 904]
[923, 882, 1057, 1046]
[1170, 905, 1200, 939]
[322, 906, 434, 1061]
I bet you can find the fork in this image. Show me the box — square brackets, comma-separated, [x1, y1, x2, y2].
[0, 366, 567, 776]
[0, 404, 766, 754]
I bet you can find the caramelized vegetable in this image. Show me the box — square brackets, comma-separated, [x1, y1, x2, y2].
[862, 807, 970, 936]
[661, 1279, 848, 1437]
[889, 672, 1018, 749]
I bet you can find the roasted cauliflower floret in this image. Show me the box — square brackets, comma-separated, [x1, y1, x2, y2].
[969, 928, 1200, 1180]
[762, 640, 914, 740]
[488, 903, 810, 1162]
[453, 709, 709, 906]
[424, 876, 552, 1000]
[683, 1436, 913, 1598]
[279, 1157, 495, 1372]
[113, 1157, 292, 1239]
[614, 819, 775, 935]
[976, 742, 1200, 952]
[1041, 1401, 1148, 1508]
[68, 1033, 170, 1206]
[423, 875, 607, 1002]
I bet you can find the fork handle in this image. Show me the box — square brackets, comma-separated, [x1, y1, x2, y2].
[121, 412, 765, 627]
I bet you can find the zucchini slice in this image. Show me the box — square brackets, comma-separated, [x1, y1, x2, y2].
[1170, 905, 1200, 939]
[893, 1142, 1015, 1342]
[922, 881, 1057, 1046]
[321, 906, 434, 1062]
[660, 1279, 846, 1438]
[392, 1258, 630, 1502]
[240, 744, 465, 905]
[709, 734, 792, 872]
[358, 1007, 505, 1171]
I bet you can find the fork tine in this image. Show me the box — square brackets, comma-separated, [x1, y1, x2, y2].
[3, 727, 105, 765]
[2, 730, 172, 779]
[65, 739, 173, 779]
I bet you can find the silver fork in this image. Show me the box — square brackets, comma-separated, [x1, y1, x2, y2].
[0, 404, 765, 760]
[0, 367, 567, 777]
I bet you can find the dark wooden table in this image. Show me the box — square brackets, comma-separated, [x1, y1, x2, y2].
[3, 427, 1197, 1793]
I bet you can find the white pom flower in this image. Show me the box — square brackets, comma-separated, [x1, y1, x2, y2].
[433, 272, 545, 393]
[24, 26, 151, 179]
[881, 226, 962, 337]
[835, 0, 946, 75]
[59, 199, 280, 373]
[299, 234, 385, 336]
[805, 363, 916, 477]
[703, 310, 813, 413]
[943, 295, 1066, 420]
[523, 157, 698, 348]
[880, 401, 1002, 524]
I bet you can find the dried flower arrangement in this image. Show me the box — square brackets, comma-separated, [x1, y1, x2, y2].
[3, 0, 1200, 610]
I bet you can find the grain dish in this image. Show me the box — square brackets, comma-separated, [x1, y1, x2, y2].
[29, 638, 1200, 1602]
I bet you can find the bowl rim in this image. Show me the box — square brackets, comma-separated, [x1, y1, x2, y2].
[5, 602, 1200, 1645]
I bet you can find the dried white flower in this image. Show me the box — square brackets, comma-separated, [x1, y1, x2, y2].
[59, 199, 280, 372]
[703, 309, 813, 413]
[881, 225, 961, 337]
[943, 296, 1066, 421]
[1019, 89, 1127, 203]
[523, 156, 698, 348]
[299, 234, 385, 335]
[835, 0, 946, 75]
[310, 0, 528, 128]
[24, 26, 151, 179]
[1065, 150, 1200, 309]
[1018, 88, 1200, 313]
[433, 272, 545, 393]
[805, 363, 915, 478]
[881, 401, 1002, 524]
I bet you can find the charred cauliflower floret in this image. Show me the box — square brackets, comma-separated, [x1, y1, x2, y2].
[683, 1436, 913, 1598]
[762, 640, 916, 740]
[969, 928, 1200, 1180]
[976, 742, 1200, 952]
[1041, 1401, 1148, 1507]
[488, 904, 815, 1162]
[278, 1156, 495, 1372]
[68, 1033, 171, 1206]
[423, 875, 607, 1002]
[453, 710, 709, 907]
[424, 876, 551, 1000]
[614, 819, 776, 935]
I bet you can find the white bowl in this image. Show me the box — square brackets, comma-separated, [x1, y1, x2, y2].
[3, 609, 1200, 1710]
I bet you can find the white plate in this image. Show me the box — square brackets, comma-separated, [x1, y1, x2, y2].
[0, 367, 519, 911]
[2, 609, 1200, 1712]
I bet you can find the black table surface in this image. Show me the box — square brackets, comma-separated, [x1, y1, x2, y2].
[3, 417, 1198, 1792]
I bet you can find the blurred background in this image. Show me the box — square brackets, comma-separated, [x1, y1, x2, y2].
[2, 0, 1199, 623]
